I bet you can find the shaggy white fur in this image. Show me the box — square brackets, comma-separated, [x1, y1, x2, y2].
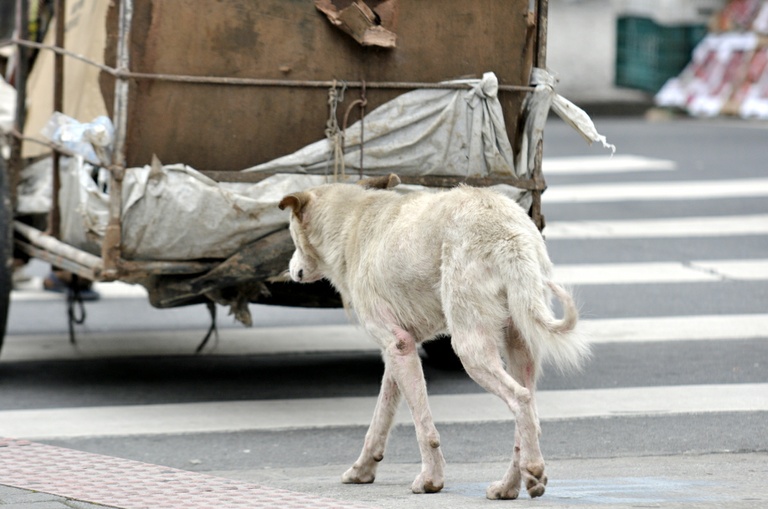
[279, 174, 589, 499]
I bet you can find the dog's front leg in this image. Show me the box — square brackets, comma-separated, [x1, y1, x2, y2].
[382, 326, 446, 494]
[342, 363, 401, 484]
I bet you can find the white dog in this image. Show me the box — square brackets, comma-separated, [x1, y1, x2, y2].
[279, 174, 589, 499]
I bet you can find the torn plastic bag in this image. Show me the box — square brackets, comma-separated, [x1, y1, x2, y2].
[16, 157, 54, 215]
[520, 68, 615, 173]
[0, 75, 15, 159]
[59, 156, 110, 256]
[0, 76, 15, 132]
[42, 112, 114, 166]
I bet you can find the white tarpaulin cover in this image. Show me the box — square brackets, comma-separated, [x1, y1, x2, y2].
[244, 72, 518, 179]
[0, 75, 16, 159]
[0, 76, 14, 133]
[56, 72, 524, 260]
[47, 70, 612, 261]
[59, 158, 330, 260]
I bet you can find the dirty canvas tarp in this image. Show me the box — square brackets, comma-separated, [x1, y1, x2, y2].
[244, 72, 518, 179]
[53, 71, 612, 261]
[57, 73, 523, 261]
[59, 158, 328, 260]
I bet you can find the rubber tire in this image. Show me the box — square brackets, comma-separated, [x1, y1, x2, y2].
[0, 155, 12, 352]
[421, 335, 464, 371]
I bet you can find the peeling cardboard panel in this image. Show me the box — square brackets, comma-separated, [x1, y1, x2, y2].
[315, 0, 397, 48]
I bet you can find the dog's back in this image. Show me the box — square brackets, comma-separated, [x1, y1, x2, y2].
[305, 184, 587, 371]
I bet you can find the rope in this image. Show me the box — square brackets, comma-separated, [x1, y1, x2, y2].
[194, 301, 219, 354]
[66, 275, 87, 345]
[324, 80, 347, 181]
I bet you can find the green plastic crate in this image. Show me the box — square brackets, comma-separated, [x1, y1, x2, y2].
[615, 16, 708, 93]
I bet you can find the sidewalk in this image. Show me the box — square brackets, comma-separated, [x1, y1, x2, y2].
[0, 485, 111, 509]
[0, 438, 375, 509]
[2, 437, 767, 508]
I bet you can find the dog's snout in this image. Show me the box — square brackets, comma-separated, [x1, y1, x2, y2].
[298, 269, 304, 281]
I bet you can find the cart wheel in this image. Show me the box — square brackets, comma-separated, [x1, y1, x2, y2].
[0, 156, 12, 351]
[422, 335, 463, 371]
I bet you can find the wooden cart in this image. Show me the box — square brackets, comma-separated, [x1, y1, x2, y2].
[1, 0, 557, 354]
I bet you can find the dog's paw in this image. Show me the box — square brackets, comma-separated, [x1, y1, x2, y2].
[486, 480, 520, 500]
[411, 472, 444, 494]
[341, 464, 376, 484]
[521, 462, 547, 498]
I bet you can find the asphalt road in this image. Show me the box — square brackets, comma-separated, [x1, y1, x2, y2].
[2, 115, 767, 508]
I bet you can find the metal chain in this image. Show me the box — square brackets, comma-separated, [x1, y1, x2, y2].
[342, 81, 367, 177]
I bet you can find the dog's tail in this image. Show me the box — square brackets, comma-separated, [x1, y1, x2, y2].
[508, 277, 590, 373]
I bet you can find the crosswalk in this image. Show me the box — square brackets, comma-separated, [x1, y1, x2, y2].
[545, 213, 768, 239]
[2, 151, 766, 444]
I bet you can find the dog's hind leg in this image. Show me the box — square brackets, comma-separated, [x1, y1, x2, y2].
[450, 326, 547, 500]
[342, 362, 401, 484]
[489, 324, 547, 500]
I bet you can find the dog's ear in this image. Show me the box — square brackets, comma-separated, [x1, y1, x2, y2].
[279, 192, 312, 219]
[357, 173, 401, 190]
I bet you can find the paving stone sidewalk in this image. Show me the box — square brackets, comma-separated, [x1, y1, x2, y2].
[0, 485, 113, 509]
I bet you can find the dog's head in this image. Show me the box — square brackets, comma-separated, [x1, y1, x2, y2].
[278, 190, 323, 283]
[278, 174, 400, 284]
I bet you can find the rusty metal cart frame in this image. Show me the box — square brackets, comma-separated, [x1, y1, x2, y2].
[0, 0, 556, 350]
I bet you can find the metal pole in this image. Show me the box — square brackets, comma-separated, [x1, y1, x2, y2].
[49, 0, 65, 238]
[536, 0, 549, 69]
[14, 221, 103, 277]
[102, 0, 133, 280]
[111, 0, 132, 170]
[530, 0, 549, 232]
[8, 0, 30, 209]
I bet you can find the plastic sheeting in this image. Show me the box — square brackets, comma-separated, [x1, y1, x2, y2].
[523, 68, 616, 161]
[57, 72, 524, 260]
[244, 72, 519, 179]
[51, 70, 612, 261]
[59, 158, 331, 260]
[0, 76, 16, 159]
[0, 76, 14, 132]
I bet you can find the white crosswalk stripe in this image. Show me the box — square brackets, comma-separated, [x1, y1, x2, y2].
[2, 383, 766, 440]
[2, 314, 765, 362]
[553, 259, 768, 284]
[10, 277, 148, 301]
[545, 214, 768, 239]
[542, 155, 676, 174]
[544, 178, 768, 203]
